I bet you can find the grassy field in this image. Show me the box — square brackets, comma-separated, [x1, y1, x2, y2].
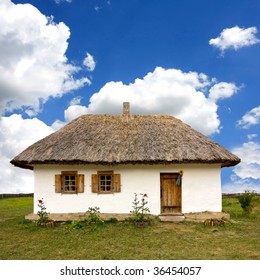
[0, 196, 259, 260]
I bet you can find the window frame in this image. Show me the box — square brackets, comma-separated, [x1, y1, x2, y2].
[97, 171, 114, 194]
[61, 171, 78, 194]
[91, 171, 121, 194]
[55, 171, 84, 194]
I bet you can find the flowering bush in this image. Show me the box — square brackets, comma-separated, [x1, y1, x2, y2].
[131, 193, 150, 222]
[37, 199, 49, 223]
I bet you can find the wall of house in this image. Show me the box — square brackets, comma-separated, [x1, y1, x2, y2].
[181, 165, 222, 213]
[33, 164, 222, 215]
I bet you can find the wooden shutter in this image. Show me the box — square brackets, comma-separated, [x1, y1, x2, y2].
[55, 174, 62, 193]
[77, 174, 84, 193]
[114, 174, 121, 192]
[91, 174, 99, 193]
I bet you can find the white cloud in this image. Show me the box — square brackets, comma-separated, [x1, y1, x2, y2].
[0, 114, 54, 194]
[222, 140, 260, 194]
[64, 104, 88, 123]
[69, 96, 82, 106]
[51, 119, 66, 131]
[81, 67, 238, 135]
[247, 134, 258, 141]
[232, 141, 260, 180]
[209, 82, 239, 101]
[237, 105, 260, 129]
[51, 67, 240, 136]
[0, 0, 90, 116]
[222, 178, 260, 194]
[83, 52, 96, 72]
[209, 26, 260, 54]
[50, 96, 88, 129]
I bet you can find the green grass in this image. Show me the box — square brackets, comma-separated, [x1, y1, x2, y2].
[0, 196, 259, 260]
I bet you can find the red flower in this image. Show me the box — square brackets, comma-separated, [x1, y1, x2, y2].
[38, 199, 43, 204]
[143, 194, 148, 198]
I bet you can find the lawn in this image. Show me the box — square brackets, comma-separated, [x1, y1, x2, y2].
[0, 196, 259, 260]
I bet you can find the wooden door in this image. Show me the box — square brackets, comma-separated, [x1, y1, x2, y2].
[160, 173, 181, 213]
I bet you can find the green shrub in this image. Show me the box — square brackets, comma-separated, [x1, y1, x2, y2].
[68, 220, 83, 230]
[238, 190, 256, 215]
[85, 207, 104, 224]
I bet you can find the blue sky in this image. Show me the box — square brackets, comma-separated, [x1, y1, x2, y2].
[0, 0, 259, 194]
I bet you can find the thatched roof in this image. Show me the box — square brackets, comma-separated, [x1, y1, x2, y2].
[11, 106, 240, 170]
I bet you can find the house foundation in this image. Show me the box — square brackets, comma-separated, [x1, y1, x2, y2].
[25, 211, 230, 223]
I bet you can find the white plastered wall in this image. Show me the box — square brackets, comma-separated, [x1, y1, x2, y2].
[181, 165, 222, 213]
[33, 164, 222, 215]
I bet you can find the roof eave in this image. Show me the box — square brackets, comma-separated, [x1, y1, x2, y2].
[10, 158, 240, 169]
[10, 160, 34, 170]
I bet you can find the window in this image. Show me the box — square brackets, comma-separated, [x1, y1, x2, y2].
[63, 172, 77, 193]
[55, 171, 84, 194]
[99, 173, 113, 192]
[92, 171, 121, 194]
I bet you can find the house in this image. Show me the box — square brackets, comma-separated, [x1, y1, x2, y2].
[10, 102, 240, 221]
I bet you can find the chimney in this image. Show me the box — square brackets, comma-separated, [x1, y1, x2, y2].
[123, 102, 130, 115]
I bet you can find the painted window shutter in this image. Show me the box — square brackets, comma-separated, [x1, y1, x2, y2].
[91, 174, 99, 193]
[55, 174, 62, 193]
[114, 174, 121, 192]
[77, 174, 84, 193]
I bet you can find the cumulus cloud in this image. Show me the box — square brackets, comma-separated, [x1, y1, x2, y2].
[232, 141, 260, 180]
[222, 178, 260, 194]
[247, 134, 258, 141]
[209, 26, 260, 54]
[0, 114, 54, 193]
[51, 119, 67, 131]
[209, 82, 239, 101]
[83, 52, 96, 72]
[80, 67, 237, 136]
[0, 0, 90, 116]
[237, 105, 260, 129]
[64, 104, 89, 123]
[51, 96, 88, 129]
[52, 67, 239, 135]
[223, 140, 260, 194]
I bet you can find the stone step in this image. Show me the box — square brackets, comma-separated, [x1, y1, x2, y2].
[159, 214, 185, 222]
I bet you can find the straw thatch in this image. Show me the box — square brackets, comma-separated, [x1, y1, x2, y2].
[10, 113, 240, 170]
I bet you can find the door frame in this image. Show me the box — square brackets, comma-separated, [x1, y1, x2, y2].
[160, 172, 182, 214]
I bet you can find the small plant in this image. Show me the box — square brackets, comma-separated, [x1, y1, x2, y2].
[85, 206, 104, 224]
[68, 220, 83, 230]
[238, 190, 256, 215]
[37, 199, 49, 224]
[130, 193, 150, 224]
